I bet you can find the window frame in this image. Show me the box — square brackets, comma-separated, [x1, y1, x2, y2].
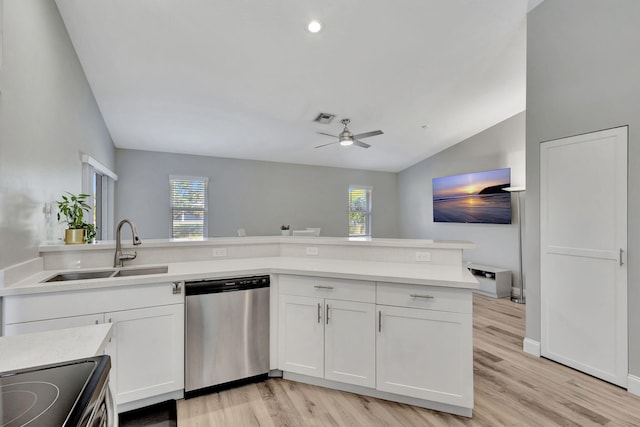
[169, 175, 209, 240]
[348, 185, 372, 237]
[82, 155, 117, 241]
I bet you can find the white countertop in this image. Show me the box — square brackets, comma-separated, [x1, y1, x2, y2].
[0, 256, 477, 297]
[0, 323, 113, 373]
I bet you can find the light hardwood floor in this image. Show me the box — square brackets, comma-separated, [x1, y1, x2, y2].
[177, 294, 640, 426]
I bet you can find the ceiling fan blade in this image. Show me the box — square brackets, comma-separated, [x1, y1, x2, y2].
[352, 139, 371, 148]
[316, 131, 339, 138]
[315, 141, 339, 148]
[353, 130, 383, 139]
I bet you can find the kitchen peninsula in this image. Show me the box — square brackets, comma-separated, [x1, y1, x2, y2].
[0, 237, 477, 417]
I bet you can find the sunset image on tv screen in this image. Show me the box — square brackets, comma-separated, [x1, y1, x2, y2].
[432, 168, 511, 224]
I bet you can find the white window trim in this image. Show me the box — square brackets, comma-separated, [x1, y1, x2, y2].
[82, 155, 117, 241]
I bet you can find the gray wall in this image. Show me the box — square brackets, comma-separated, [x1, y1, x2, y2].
[398, 112, 525, 284]
[526, 0, 640, 374]
[0, 0, 115, 269]
[115, 149, 398, 238]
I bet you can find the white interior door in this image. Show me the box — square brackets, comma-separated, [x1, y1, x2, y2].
[540, 126, 627, 387]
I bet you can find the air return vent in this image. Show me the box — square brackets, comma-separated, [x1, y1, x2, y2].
[313, 113, 335, 124]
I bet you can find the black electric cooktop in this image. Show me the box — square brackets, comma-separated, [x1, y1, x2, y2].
[0, 356, 108, 427]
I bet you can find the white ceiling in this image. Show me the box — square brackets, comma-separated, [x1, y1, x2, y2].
[55, 0, 527, 173]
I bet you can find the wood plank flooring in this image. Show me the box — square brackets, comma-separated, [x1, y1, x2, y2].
[177, 294, 640, 426]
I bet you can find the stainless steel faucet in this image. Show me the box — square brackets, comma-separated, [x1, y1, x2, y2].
[114, 219, 142, 267]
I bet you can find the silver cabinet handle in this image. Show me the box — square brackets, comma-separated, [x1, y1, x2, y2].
[620, 248, 625, 266]
[314, 285, 334, 290]
[326, 304, 330, 325]
[410, 294, 434, 299]
[95, 320, 99, 325]
[317, 303, 322, 323]
[378, 310, 382, 333]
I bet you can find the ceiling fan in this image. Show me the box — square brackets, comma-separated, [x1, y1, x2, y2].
[315, 119, 383, 149]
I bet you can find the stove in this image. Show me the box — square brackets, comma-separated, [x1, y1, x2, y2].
[0, 356, 112, 427]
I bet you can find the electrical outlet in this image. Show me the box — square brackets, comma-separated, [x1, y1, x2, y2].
[306, 247, 319, 256]
[212, 248, 227, 257]
[415, 251, 431, 262]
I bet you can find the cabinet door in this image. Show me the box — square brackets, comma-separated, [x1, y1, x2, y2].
[3, 314, 105, 336]
[105, 304, 184, 406]
[278, 295, 324, 378]
[376, 305, 473, 407]
[324, 299, 375, 387]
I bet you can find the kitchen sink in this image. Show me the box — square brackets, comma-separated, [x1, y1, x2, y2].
[44, 270, 116, 282]
[113, 266, 169, 277]
[42, 266, 169, 282]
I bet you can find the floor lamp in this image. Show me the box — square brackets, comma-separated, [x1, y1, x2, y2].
[504, 187, 526, 304]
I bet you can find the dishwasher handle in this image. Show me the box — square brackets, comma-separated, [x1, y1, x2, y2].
[185, 275, 270, 296]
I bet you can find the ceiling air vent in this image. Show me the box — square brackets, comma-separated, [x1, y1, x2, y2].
[313, 113, 335, 124]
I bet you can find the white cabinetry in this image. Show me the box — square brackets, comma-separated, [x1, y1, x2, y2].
[105, 304, 184, 405]
[467, 263, 511, 298]
[2, 282, 184, 411]
[324, 299, 375, 387]
[278, 294, 324, 377]
[278, 275, 376, 388]
[277, 277, 474, 414]
[376, 282, 473, 408]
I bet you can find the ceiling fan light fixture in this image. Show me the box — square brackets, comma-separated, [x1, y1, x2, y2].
[307, 20, 323, 33]
[339, 137, 353, 146]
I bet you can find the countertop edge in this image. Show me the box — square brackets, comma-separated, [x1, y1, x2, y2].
[38, 236, 476, 252]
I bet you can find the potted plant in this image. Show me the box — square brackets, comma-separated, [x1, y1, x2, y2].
[280, 224, 290, 236]
[56, 192, 95, 244]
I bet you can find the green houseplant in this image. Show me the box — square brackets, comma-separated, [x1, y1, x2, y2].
[56, 192, 96, 244]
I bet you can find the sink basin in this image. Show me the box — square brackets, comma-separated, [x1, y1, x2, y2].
[44, 270, 116, 282]
[113, 266, 169, 277]
[42, 266, 169, 282]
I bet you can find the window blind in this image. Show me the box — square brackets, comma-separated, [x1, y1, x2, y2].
[348, 186, 372, 236]
[170, 176, 208, 239]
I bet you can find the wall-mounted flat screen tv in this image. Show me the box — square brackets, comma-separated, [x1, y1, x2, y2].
[432, 168, 511, 224]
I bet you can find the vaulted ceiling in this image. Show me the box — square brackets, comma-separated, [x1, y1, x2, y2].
[55, 0, 530, 172]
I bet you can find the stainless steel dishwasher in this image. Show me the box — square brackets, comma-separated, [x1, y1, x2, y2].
[185, 275, 270, 395]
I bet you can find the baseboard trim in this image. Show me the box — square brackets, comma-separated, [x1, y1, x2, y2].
[523, 338, 541, 357]
[627, 374, 640, 396]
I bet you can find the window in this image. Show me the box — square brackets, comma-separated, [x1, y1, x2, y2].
[82, 155, 117, 241]
[348, 185, 372, 236]
[170, 176, 209, 239]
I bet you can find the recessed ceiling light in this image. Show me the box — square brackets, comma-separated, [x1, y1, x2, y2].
[307, 20, 323, 34]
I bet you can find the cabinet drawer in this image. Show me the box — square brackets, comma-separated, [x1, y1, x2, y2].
[279, 275, 375, 303]
[3, 282, 184, 324]
[376, 282, 471, 314]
